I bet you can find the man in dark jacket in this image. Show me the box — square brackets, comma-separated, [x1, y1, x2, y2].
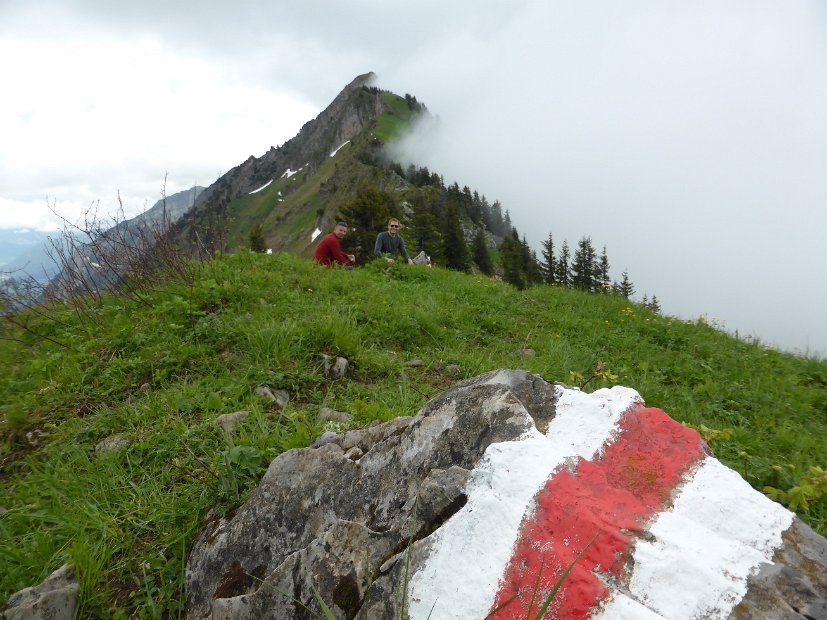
[313, 222, 355, 267]
[374, 218, 413, 264]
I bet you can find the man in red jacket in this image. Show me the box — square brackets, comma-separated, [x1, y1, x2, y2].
[313, 222, 355, 267]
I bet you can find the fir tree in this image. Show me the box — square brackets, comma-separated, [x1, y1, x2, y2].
[441, 205, 471, 272]
[598, 245, 611, 293]
[571, 236, 597, 291]
[500, 228, 526, 290]
[491, 201, 504, 236]
[556, 240, 571, 286]
[407, 188, 442, 260]
[618, 270, 635, 299]
[649, 295, 661, 313]
[540, 232, 556, 284]
[339, 183, 393, 263]
[471, 229, 494, 275]
[249, 223, 267, 253]
[521, 236, 543, 286]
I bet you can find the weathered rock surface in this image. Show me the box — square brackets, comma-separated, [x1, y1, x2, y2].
[186, 370, 556, 619]
[732, 517, 827, 619]
[185, 370, 827, 619]
[1, 564, 78, 620]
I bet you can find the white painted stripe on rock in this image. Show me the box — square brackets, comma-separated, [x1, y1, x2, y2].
[406, 386, 641, 620]
[597, 457, 795, 620]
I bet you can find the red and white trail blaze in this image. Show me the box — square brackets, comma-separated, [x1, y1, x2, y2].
[406, 386, 794, 619]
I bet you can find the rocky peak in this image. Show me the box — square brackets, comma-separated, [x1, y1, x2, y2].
[184, 72, 387, 224]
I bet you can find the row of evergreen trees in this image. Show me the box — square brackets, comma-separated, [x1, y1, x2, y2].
[332, 164, 656, 307]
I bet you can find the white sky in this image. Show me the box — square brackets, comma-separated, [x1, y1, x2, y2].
[1, 0, 825, 356]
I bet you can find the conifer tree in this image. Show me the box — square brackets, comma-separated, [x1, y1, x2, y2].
[407, 188, 443, 263]
[491, 201, 504, 236]
[556, 240, 571, 286]
[441, 205, 471, 272]
[649, 295, 661, 313]
[471, 229, 494, 275]
[339, 183, 393, 263]
[521, 236, 543, 285]
[540, 232, 556, 284]
[249, 223, 267, 253]
[598, 245, 611, 293]
[618, 270, 635, 299]
[500, 228, 526, 290]
[571, 236, 596, 291]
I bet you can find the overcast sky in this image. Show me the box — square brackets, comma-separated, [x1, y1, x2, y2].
[1, 0, 825, 356]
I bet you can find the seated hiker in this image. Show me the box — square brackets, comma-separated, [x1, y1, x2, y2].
[313, 221, 355, 267]
[374, 218, 414, 264]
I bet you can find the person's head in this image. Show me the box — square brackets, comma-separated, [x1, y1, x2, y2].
[333, 221, 348, 238]
[387, 218, 400, 236]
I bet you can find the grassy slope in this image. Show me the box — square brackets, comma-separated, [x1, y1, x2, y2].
[1, 253, 825, 616]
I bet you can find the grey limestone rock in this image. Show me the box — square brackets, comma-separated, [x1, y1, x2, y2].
[254, 386, 289, 410]
[1, 564, 78, 620]
[319, 407, 353, 424]
[215, 411, 251, 436]
[185, 369, 557, 619]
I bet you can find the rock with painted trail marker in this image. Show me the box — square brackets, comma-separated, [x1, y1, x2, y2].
[184, 370, 827, 620]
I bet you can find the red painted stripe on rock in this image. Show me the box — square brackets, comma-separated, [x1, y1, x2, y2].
[488, 405, 705, 619]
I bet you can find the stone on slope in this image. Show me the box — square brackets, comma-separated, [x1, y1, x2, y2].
[185, 370, 827, 620]
[1, 564, 78, 620]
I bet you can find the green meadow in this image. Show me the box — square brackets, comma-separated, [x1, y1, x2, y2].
[1, 252, 825, 617]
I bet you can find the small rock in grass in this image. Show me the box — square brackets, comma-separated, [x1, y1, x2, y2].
[445, 364, 463, 378]
[95, 433, 130, 454]
[324, 356, 349, 379]
[2, 563, 79, 620]
[215, 410, 250, 436]
[319, 408, 353, 424]
[255, 386, 290, 410]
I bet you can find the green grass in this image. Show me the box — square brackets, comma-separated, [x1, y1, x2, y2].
[1, 252, 825, 616]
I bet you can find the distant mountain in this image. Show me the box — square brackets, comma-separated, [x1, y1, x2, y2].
[44, 186, 204, 295]
[0, 229, 57, 277]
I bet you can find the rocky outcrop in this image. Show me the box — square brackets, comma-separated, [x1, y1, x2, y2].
[186, 370, 556, 618]
[183, 73, 386, 230]
[185, 370, 827, 619]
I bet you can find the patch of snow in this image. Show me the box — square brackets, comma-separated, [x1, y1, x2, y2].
[311, 228, 322, 243]
[266, 249, 272, 255]
[281, 168, 298, 179]
[329, 140, 350, 157]
[248, 180, 273, 194]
